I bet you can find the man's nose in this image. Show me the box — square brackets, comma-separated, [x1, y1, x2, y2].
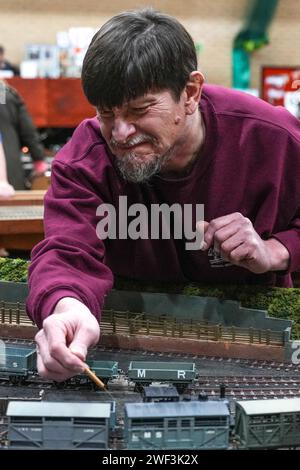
[111, 118, 136, 143]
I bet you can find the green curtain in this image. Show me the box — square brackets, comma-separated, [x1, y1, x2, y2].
[233, 0, 279, 89]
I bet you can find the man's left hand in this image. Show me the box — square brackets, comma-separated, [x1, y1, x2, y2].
[198, 212, 290, 274]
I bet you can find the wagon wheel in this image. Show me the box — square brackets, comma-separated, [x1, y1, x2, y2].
[73, 376, 84, 386]
[9, 375, 22, 386]
[134, 382, 150, 393]
[19, 376, 27, 385]
[53, 380, 67, 389]
[174, 383, 188, 394]
[90, 377, 108, 391]
[134, 383, 142, 393]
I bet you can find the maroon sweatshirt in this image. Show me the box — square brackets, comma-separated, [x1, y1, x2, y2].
[27, 85, 300, 328]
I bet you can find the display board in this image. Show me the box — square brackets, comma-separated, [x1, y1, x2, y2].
[262, 66, 300, 117]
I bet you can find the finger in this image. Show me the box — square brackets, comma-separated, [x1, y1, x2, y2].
[35, 329, 48, 360]
[212, 224, 241, 254]
[228, 243, 254, 265]
[200, 218, 230, 251]
[196, 220, 209, 250]
[218, 231, 246, 258]
[69, 324, 100, 360]
[201, 213, 245, 251]
[42, 350, 78, 376]
[43, 320, 85, 372]
[49, 341, 85, 372]
[37, 353, 63, 381]
[37, 354, 78, 382]
[36, 329, 84, 378]
[69, 343, 87, 362]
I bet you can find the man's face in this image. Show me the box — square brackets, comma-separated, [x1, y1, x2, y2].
[97, 90, 188, 183]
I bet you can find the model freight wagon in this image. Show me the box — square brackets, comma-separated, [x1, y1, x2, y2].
[124, 401, 230, 450]
[235, 398, 300, 449]
[87, 360, 118, 384]
[142, 385, 180, 402]
[7, 401, 112, 449]
[128, 361, 196, 393]
[0, 344, 36, 384]
[69, 360, 118, 388]
[3, 398, 300, 450]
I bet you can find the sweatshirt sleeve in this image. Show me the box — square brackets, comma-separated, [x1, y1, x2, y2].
[26, 157, 114, 329]
[269, 131, 300, 274]
[272, 211, 300, 273]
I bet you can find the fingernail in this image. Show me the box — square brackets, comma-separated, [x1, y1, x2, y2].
[70, 346, 86, 361]
[75, 364, 85, 373]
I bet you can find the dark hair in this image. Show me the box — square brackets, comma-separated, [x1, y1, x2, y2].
[0, 46, 4, 55]
[82, 8, 197, 109]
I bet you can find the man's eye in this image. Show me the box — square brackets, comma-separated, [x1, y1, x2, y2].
[98, 111, 114, 119]
[132, 106, 149, 113]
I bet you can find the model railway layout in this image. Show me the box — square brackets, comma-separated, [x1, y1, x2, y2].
[0, 339, 300, 450]
[0, 286, 299, 449]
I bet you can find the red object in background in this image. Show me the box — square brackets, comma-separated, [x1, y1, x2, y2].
[262, 66, 300, 106]
[47, 78, 96, 127]
[6, 77, 96, 127]
[7, 77, 48, 127]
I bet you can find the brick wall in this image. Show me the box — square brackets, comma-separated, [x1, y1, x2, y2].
[1, 0, 299, 90]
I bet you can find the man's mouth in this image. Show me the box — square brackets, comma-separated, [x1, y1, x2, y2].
[112, 142, 155, 155]
[118, 143, 143, 150]
[110, 135, 155, 151]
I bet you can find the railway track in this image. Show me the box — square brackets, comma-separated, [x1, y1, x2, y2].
[2, 338, 300, 399]
[198, 376, 300, 386]
[2, 337, 298, 371]
[0, 379, 52, 389]
[198, 389, 300, 399]
[2, 338, 300, 372]
[194, 374, 300, 398]
[0, 374, 299, 399]
[94, 346, 300, 371]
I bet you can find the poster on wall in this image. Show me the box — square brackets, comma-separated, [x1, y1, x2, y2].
[261, 66, 300, 118]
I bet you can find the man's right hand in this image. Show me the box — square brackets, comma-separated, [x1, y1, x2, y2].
[35, 297, 100, 382]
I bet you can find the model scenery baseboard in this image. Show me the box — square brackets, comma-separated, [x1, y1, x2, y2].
[0, 278, 297, 362]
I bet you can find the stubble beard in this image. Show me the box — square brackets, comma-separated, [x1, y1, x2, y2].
[115, 149, 173, 183]
[110, 134, 173, 183]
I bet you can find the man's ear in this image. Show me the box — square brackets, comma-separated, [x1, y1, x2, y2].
[184, 71, 205, 115]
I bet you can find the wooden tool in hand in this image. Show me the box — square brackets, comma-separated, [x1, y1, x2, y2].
[84, 366, 106, 390]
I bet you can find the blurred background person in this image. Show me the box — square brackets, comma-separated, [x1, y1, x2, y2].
[0, 132, 14, 256]
[0, 132, 15, 197]
[0, 45, 19, 76]
[0, 79, 48, 189]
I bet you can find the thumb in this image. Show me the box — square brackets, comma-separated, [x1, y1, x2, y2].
[69, 334, 89, 362]
[196, 220, 209, 250]
[69, 312, 100, 362]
